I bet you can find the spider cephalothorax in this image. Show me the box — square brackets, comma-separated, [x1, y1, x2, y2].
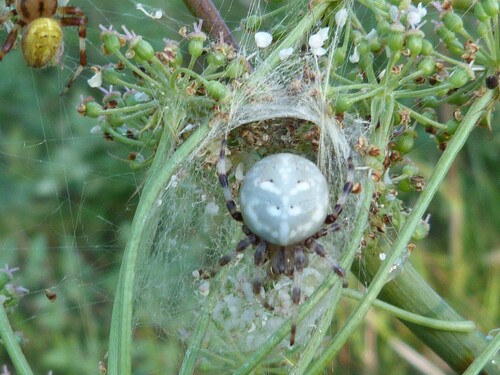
[0, 0, 87, 94]
[217, 138, 355, 345]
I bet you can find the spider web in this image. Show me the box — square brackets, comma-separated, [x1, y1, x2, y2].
[2, 0, 497, 374]
[126, 0, 370, 367]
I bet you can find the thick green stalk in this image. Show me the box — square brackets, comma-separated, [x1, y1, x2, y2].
[307, 89, 497, 373]
[0, 303, 34, 375]
[107, 120, 210, 375]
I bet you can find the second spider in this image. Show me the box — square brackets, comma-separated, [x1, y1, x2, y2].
[0, 0, 87, 94]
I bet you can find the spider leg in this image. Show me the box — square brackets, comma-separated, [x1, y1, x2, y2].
[217, 137, 243, 222]
[250, 240, 274, 311]
[0, 19, 23, 62]
[219, 228, 257, 266]
[324, 156, 355, 226]
[289, 246, 306, 346]
[58, 7, 87, 95]
[306, 238, 348, 288]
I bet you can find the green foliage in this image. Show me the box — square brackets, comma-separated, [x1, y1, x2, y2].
[0, 0, 499, 374]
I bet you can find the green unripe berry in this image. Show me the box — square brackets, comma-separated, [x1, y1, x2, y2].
[421, 40, 433, 56]
[333, 48, 346, 65]
[188, 39, 204, 60]
[482, 0, 499, 17]
[334, 96, 352, 113]
[394, 131, 416, 154]
[448, 67, 470, 88]
[445, 119, 460, 134]
[376, 20, 390, 36]
[475, 2, 490, 21]
[402, 164, 420, 177]
[205, 81, 228, 100]
[134, 39, 155, 62]
[207, 50, 227, 67]
[406, 30, 424, 56]
[108, 114, 126, 127]
[477, 22, 489, 38]
[412, 219, 430, 240]
[418, 58, 435, 76]
[442, 12, 465, 34]
[387, 25, 405, 52]
[83, 101, 102, 118]
[101, 32, 123, 55]
[225, 57, 246, 78]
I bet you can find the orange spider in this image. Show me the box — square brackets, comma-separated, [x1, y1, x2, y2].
[0, 0, 87, 95]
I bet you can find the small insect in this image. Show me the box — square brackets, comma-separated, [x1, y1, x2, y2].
[44, 288, 57, 301]
[0, 0, 87, 95]
[486, 74, 499, 90]
[217, 138, 354, 345]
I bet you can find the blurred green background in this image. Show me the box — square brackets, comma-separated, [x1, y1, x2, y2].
[0, 0, 498, 373]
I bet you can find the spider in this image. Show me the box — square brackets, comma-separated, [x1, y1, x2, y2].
[0, 0, 87, 95]
[217, 138, 355, 346]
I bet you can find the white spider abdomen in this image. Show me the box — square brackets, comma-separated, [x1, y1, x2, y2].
[240, 153, 329, 246]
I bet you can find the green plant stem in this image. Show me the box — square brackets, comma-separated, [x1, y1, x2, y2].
[342, 289, 475, 332]
[463, 332, 500, 375]
[107, 121, 210, 375]
[0, 303, 34, 375]
[398, 103, 447, 130]
[307, 89, 496, 374]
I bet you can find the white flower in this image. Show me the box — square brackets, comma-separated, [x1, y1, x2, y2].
[308, 27, 330, 56]
[255, 31, 273, 48]
[136, 3, 163, 19]
[407, 3, 427, 28]
[335, 8, 348, 28]
[279, 47, 293, 60]
[349, 45, 359, 63]
[87, 70, 102, 88]
[366, 28, 378, 41]
[317, 27, 330, 42]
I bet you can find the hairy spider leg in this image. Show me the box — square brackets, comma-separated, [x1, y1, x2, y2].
[324, 156, 355, 226]
[0, 16, 24, 61]
[217, 138, 243, 222]
[58, 6, 87, 95]
[289, 246, 306, 346]
[306, 237, 348, 288]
